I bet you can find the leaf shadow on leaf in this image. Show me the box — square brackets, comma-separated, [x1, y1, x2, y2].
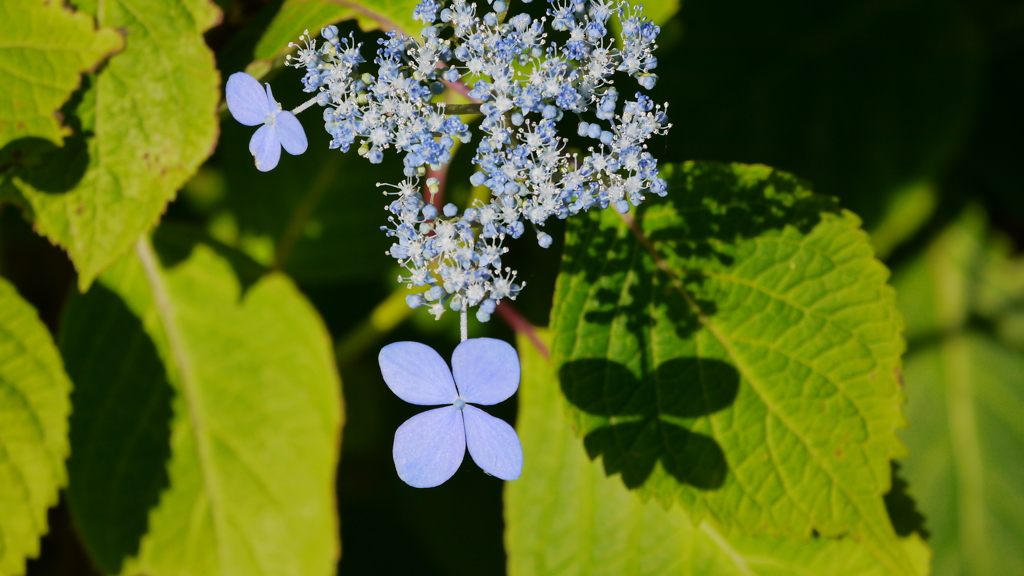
[555, 162, 842, 494]
[883, 462, 929, 539]
[0, 82, 91, 194]
[560, 358, 739, 490]
[151, 223, 266, 296]
[0, 132, 90, 194]
[62, 283, 173, 574]
[562, 164, 841, 345]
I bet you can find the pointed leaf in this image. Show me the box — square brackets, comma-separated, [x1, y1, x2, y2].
[507, 331, 931, 576]
[0, 277, 72, 576]
[6, 0, 222, 289]
[60, 227, 342, 576]
[551, 161, 915, 572]
[0, 0, 122, 150]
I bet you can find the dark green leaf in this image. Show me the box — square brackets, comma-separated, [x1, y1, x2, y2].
[188, 77, 399, 285]
[61, 228, 343, 576]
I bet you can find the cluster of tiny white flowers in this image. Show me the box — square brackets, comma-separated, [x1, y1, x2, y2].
[287, 0, 670, 321]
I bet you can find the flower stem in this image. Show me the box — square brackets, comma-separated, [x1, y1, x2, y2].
[437, 103, 483, 115]
[292, 95, 319, 115]
[460, 307, 468, 342]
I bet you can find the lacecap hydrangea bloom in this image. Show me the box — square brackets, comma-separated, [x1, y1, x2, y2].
[225, 0, 670, 487]
[225, 0, 671, 323]
[380, 338, 522, 487]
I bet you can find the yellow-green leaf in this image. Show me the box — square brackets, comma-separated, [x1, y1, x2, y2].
[550, 161, 916, 573]
[7, 0, 222, 290]
[252, 0, 419, 69]
[60, 228, 343, 576]
[507, 331, 931, 576]
[0, 277, 72, 576]
[0, 0, 122, 151]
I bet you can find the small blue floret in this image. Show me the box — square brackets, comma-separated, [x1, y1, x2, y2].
[379, 339, 523, 488]
[225, 72, 307, 172]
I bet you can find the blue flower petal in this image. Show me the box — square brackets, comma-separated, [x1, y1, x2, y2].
[275, 111, 308, 155]
[379, 341, 458, 405]
[226, 72, 270, 126]
[451, 338, 519, 405]
[249, 124, 281, 172]
[264, 82, 278, 107]
[393, 406, 466, 488]
[463, 405, 522, 481]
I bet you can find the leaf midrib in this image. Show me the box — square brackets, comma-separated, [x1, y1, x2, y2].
[927, 241, 989, 574]
[135, 238, 228, 573]
[617, 211, 911, 574]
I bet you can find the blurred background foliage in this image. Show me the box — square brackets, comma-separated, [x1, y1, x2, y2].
[1, 0, 1022, 574]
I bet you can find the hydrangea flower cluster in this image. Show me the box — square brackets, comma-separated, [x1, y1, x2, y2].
[223, 0, 673, 488]
[281, 0, 670, 322]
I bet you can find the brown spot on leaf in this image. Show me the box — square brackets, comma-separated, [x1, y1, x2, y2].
[895, 366, 904, 388]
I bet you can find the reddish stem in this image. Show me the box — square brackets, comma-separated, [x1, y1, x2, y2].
[444, 79, 478, 101]
[496, 302, 549, 359]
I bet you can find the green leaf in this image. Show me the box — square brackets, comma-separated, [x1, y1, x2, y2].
[61, 227, 343, 576]
[0, 276, 72, 576]
[252, 0, 418, 68]
[254, 0, 354, 63]
[894, 209, 1024, 576]
[507, 332, 931, 576]
[550, 161, 915, 573]
[0, 0, 122, 151]
[629, 0, 680, 26]
[6, 0, 222, 290]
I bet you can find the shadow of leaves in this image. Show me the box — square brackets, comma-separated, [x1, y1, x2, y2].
[554, 162, 843, 494]
[0, 81, 91, 194]
[62, 283, 173, 573]
[560, 357, 739, 490]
